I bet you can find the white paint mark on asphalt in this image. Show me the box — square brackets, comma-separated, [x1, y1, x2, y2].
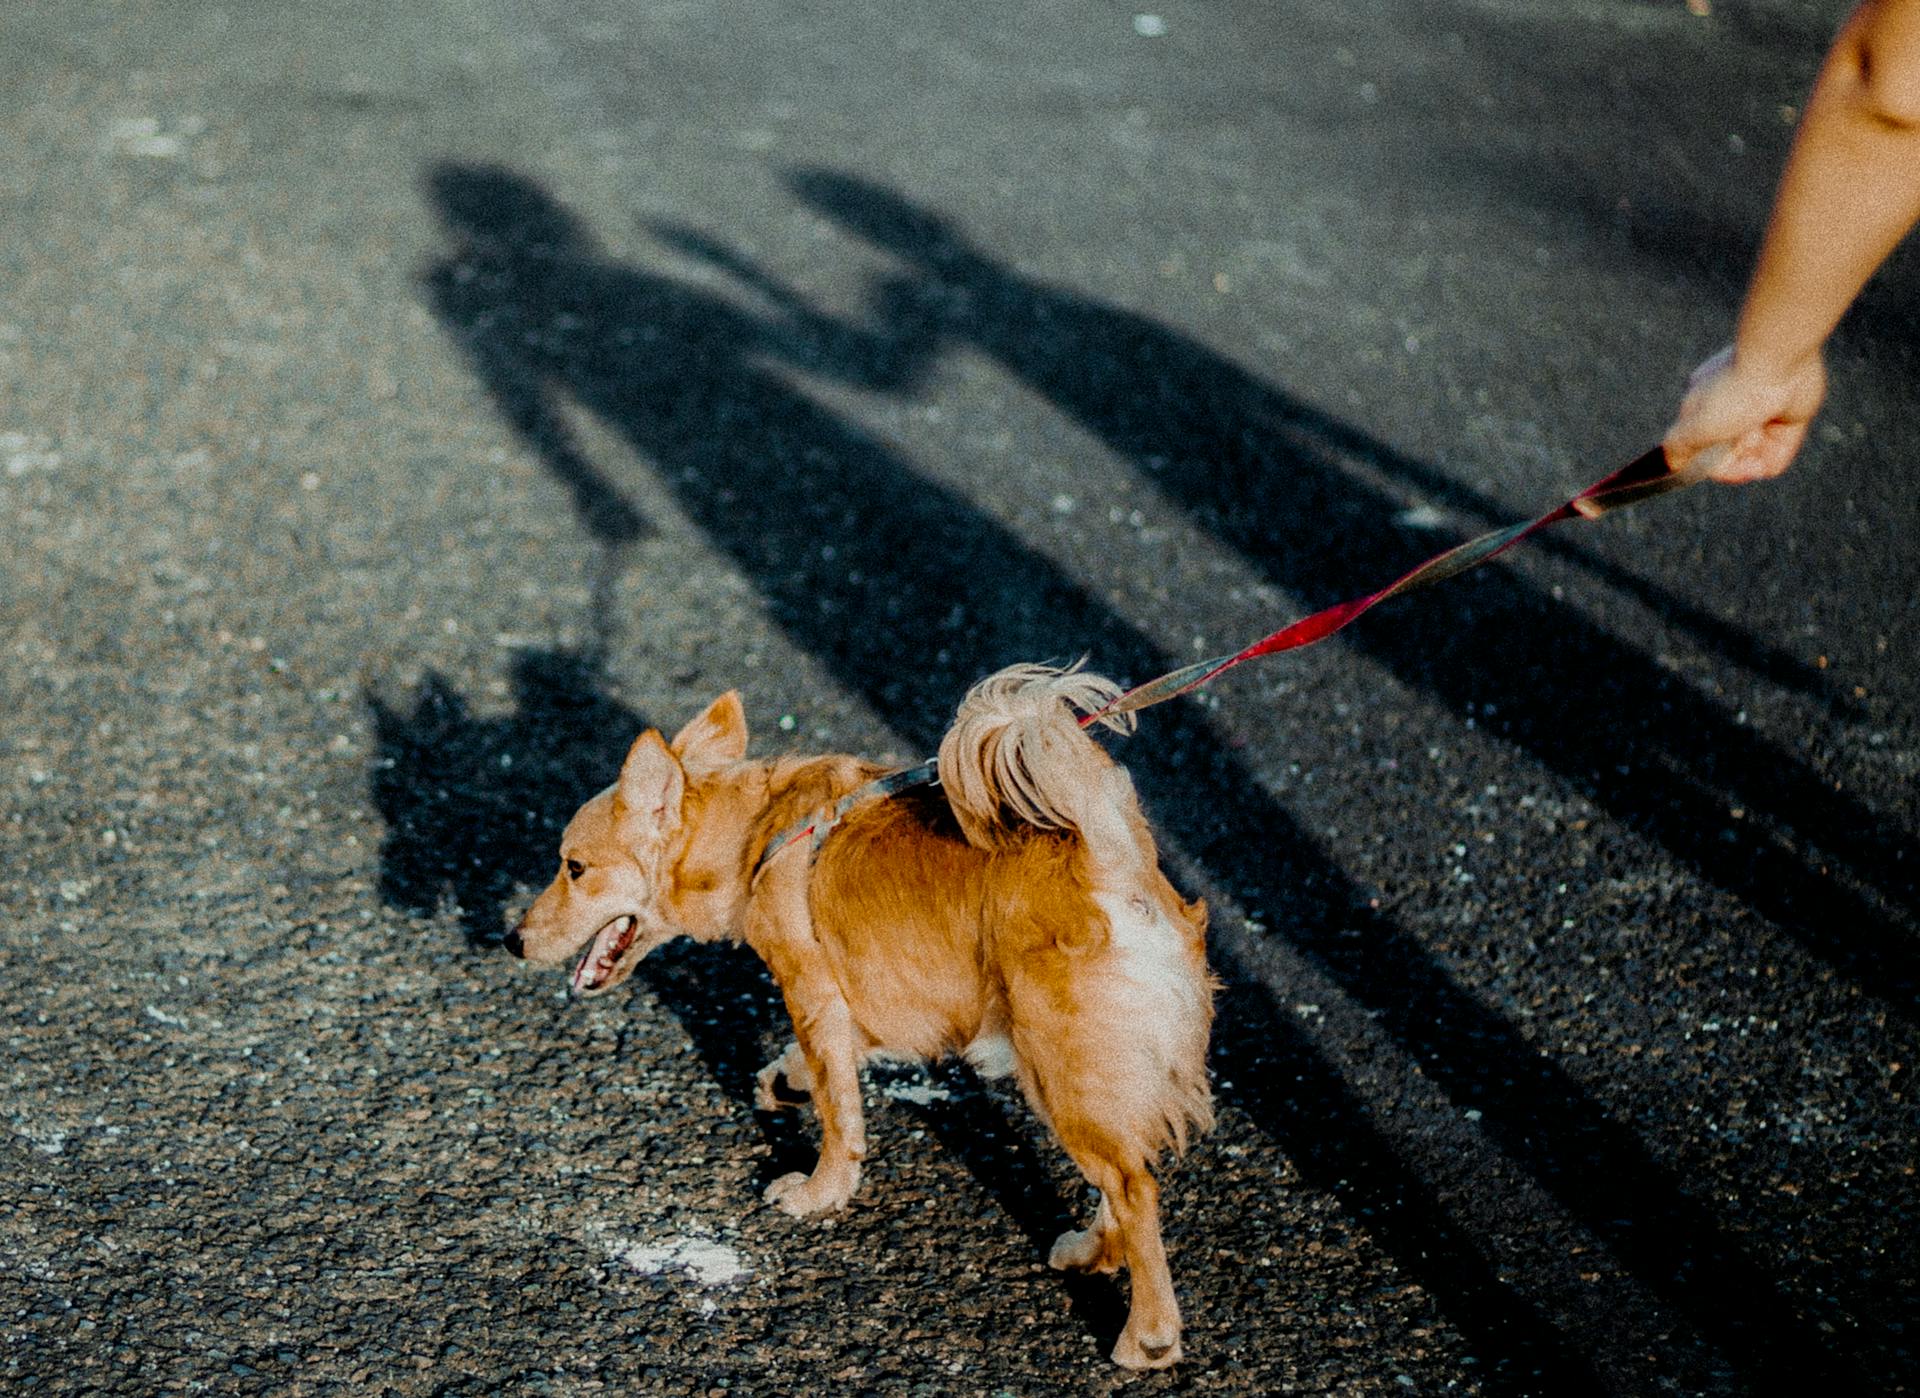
[879, 1077, 953, 1106]
[16, 1125, 66, 1155]
[607, 1235, 751, 1287]
[106, 116, 205, 159]
[2, 433, 62, 477]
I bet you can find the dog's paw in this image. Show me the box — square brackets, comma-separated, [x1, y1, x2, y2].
[1048, 1224, 1123, 1274]
[754, 1065, 809, 1113]
[763, 1168, 855, 1218]
[1111, 1326, 1182, 1371]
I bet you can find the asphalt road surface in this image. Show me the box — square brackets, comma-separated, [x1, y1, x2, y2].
[5, 1, 1916, 1394]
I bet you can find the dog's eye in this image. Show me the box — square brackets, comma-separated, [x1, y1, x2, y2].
[565, 859, 585, 880]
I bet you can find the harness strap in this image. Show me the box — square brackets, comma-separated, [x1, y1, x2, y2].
[754, 758, 939, 881]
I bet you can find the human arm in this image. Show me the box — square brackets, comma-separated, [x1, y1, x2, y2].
[1664, 0, 1920, 482]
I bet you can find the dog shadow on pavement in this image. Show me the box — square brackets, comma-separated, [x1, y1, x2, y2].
[366, 646, 817, 1184]
[375, 158, 1898, 1392]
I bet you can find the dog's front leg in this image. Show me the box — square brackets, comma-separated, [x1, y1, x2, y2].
[761, 979, 864, 1216]
[745, 854, 865, 1217]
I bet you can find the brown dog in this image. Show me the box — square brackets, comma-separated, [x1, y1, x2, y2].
[506, 664, 1214, 1368]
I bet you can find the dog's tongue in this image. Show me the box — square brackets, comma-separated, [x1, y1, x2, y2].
[571, 915, 637, 994]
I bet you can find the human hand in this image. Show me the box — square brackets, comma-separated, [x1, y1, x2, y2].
[1662, 345, 1828, 483]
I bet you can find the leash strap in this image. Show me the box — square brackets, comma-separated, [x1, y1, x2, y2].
[755, 444, 1707, 875]
[1088, 444, 1708, 719]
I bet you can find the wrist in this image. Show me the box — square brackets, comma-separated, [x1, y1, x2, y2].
[1726, 334, 1822, 388]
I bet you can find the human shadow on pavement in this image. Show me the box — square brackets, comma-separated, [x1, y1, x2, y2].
[782, 168, 1917, 1002]
[403, 159, 1886, 1391]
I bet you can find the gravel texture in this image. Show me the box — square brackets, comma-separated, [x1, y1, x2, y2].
[4, 1, 1915, 1394]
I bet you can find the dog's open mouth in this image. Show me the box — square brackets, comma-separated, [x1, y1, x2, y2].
[572, 914, 639, 995]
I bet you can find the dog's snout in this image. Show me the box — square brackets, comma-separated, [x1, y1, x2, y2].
[502, 925, 526, 958]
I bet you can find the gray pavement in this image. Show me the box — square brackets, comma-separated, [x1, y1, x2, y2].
[3, 0, 1916, 1393]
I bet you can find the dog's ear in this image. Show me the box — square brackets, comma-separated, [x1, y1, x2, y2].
[670, 691, 748, 776]
[614, 730, 684, 835]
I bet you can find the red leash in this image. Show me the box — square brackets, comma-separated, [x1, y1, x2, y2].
[757, 443, 1710, 873]
[1087, 443, 1711, 721]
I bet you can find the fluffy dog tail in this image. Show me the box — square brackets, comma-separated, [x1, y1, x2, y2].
[937, 662, 1138, 851]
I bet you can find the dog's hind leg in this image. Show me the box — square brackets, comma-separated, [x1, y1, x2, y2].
[1086, 1158, 1181, 1369]
[1039, 1126, 1182, 1369]
[745, 853, 865, 1217]
[1006, 897, 1210, 1368]
[1047, 1189, 1123, 1274]
[1016, 1040, 1188, 1367]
